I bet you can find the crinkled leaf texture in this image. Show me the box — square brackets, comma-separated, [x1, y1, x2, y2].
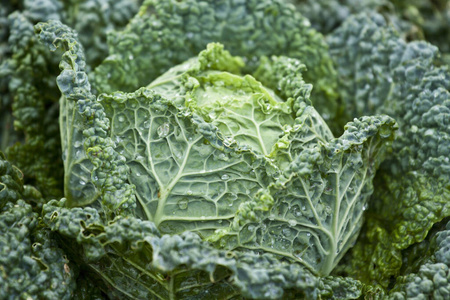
[35, 17, 396, 299]
[43, 198, 319, 299]
[328, 12, 450, 288]
[387, 219, 450, 300]
[35, 20, 136, 215]
[91, 0, 339, 125]
[97, 43, 396, 276]
[0, 152, 76, 300]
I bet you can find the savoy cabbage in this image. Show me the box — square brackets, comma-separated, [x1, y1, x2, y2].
[0, 0, 449, 299]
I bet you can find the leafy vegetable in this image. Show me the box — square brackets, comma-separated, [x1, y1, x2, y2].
[0, 153, 76, 299]
[328, 12, 450, 288]
[91, 0, 339, 125]
[291, 0, 450, 63]
[0, 0, 449, 299]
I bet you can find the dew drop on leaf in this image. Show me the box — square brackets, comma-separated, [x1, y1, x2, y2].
[282, 228, 292, 237]
[221, 174, 230, 181]
[157, 123, 170, 138]
[177, 199, 188, 210]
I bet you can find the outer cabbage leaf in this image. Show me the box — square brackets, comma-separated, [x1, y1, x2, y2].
[1, 0, 143, 196]
[289, 0, 382, 33]
[42, 198, 320, 300]
[328, 12, 450, 288]
[216, 114, 397, 275]
[387, 219, 450, 300]
[35, 20, 136, 215]
[291, 0, 450, 62]
[17, 0, 142, 67]
[0, 152, 24, 210]
[91, 0, 339, 124]
[0, 153, 76, 299]
[1, 12, 63, 198]
[318, 275, 385, 299]
[42, 196, 387, 299]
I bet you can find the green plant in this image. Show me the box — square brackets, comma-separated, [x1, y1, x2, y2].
[1, 1, 448, 299]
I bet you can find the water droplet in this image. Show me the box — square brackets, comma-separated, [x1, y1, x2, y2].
[221, 174, 230, 181]
[186, 190, 193, 196]
[282, 228, 292, 237]
[177, 199, 188, 210]
[301, 206, 306, 211]
[136, 172, 141, 177]
[157, 123, 170, 138]
[306, 233, 311, 237]
[362, 204, 368, 211]
[248, 225, 255, 232]
[79, 180, 86, 186]
[288, 220, 297, 226]
[129, 54, 134, 60]
[118, 116, 125, 122]
[74, 141, 82, 148]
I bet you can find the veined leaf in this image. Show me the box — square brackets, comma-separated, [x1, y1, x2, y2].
[100, 44, 397, 275]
